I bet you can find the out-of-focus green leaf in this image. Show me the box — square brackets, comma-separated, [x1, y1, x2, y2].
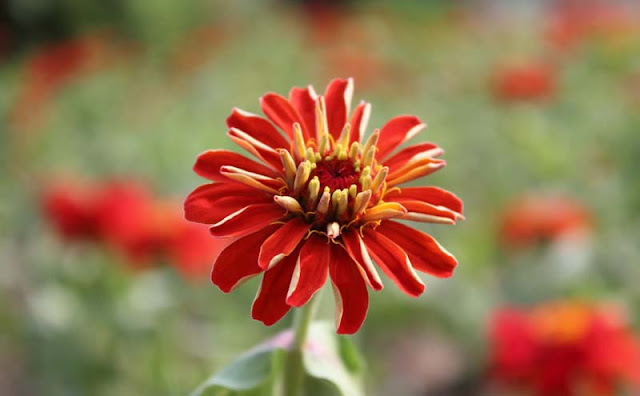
[302, 322, 364, 396]
[189, 347, 286, 396]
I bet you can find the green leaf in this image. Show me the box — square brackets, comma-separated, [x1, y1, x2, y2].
[302, 322, 365, 396]
[190, 321, 365, 396]
[189, 347, 286, 396]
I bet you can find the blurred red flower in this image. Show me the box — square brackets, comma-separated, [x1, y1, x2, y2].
[41, 180, 101, 241]
[546, 0, 639, 51]
[490, 302, 640, 396]
[41, 179, 222, 279]
[185, 78, 464, 333]
[10, 32, 128, 131]
[491, 62, 557, 102]
[498, 194, 592, 249]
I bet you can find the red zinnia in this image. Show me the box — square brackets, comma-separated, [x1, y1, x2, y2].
[498, 194, 592, 249]
[491, 62, 557, 102]
[41, 179, 222, 278]
[490, 302, 640, 396]
[185, 78, 464, 334]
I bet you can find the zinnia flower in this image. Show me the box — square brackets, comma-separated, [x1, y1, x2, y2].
[545, 0, 638, 51]
[490, 301, 640, 396]
[184, 78, 463, 334]
[498, 194, 592, 249]
[42, 179, 221, 278]
[491, 62, 557, 102]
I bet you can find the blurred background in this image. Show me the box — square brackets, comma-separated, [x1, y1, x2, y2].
[2, 0, 640, 395]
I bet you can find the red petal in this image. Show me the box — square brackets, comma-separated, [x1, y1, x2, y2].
[286, 234, 330, 307]
[376, 221, 458, 278]
[260, 93, 307, 140]
[226, 108, 289, 150]
[211, 224, 280, 292]
[349, 100, 370, 144]
[258, 217, 311, 270]
[251, 246, 299, 326]
[377, 116, 426, 160]
[385, 186, 464, 215]
[209, 203, 284, 238]
[362, 227, 426, 297]
[386, 158, 446, 187]
[324, 78, 353, 140]
[184, 183, 272, 224]
[227, 128, 283, 171]
[382, 142, 443, 173]
[341, 228, 384, 290]
[194, 150, 278, 181]
[289, 86, 317, 141]
[392, 200, 458, 224]
[329, 243, 369, 334]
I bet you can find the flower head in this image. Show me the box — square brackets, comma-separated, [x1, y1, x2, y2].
[490, 301, 640, 396]
[498, 194, 592, 249]
[42, 178, 221, 278]
[491, 62, 557, 102]
[185, 78, 463, 334]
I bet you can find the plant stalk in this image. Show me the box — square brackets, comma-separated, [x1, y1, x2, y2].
[282, 294, 320, 396]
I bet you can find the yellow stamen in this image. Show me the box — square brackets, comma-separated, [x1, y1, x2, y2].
[353, 190, 372, 216]
[307, 177, 320, 207]
[305, 148, 317, 163]
[337, 123, 351, 148]
[293, 123, 306, 161]
[279, 149, 297, 186]
[317, 191, 331, 214]
[371, 166, 388, 193]
[348, 184, 357, 199]
[273, 195, 303, 214]
[318, 132, 329, 156]
[315, 96, 328, 142]
[361, 129, 380, 160]
[327, 222, 340, 239]
[349, 142, 360, 161]
[293, 161, 311, 193]
[362, 146, 376, 168]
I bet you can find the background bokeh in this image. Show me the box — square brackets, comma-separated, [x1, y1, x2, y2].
[2, 0, 640, 395]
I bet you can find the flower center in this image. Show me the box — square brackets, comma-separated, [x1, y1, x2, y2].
[310, 159, 360, 192]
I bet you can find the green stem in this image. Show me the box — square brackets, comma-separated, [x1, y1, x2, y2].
[282, 294, 320, 396]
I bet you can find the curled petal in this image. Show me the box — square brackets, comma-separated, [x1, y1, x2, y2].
[385, 186, 464, 216]
[251, 247, 299, 326]
[194, 150, 279, 182]
[226, 108, 289, 150]
[341, 228, 384, 290]
[184, 183, 272, 224]
[376, 221, 458, 278]
[228, 128, 283, 170]
[286, 234, 330, 307]
[383, 142, 444, 173]
[212, 224, 280, 292]
[219, 165, 284, 194]
[258, 217, 311, 270]
[210, 204, 284, 238]
[349, 101, 371, 144]
[377, 116, 426, 160]
[397, 200, 457, 225]
[289, 86, 317, 140]
[329, 243, 369, 334]
[260, 93, 307, 140]
[362, 227, 426, 297]
[324, 78, 354, 140]
[360, 202, 407, 223]
[386, 159, 446, 187]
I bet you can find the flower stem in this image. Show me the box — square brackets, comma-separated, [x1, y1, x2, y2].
[282, 294, 320, 396]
